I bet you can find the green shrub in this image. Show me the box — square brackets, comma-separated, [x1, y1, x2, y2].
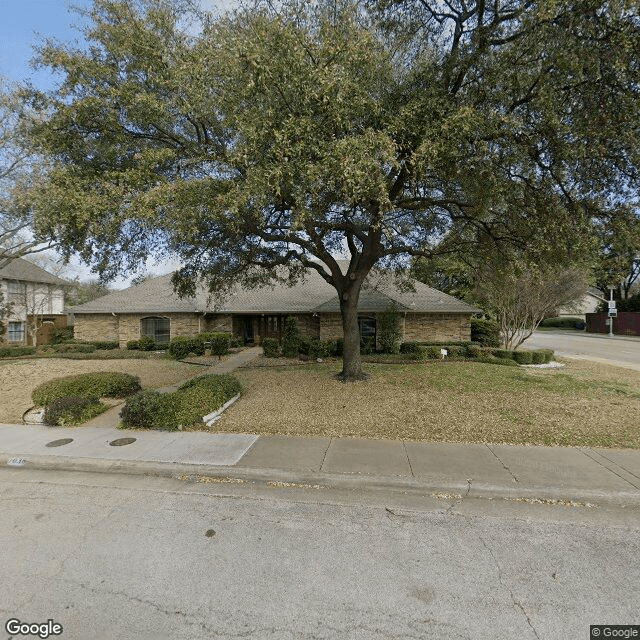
[121, 374, 242, 431]
[334, 338, 344, 356]
[471, 317, 501, 347]
[119, 390, 177, 430]
[298, 335, 312, 356]
[479, 355, 520, 367]
[378, 306, 402, 354]
[230, 335, 244, 348]
[50, 327, 74, 344]
[167, 336, 204, 359]
[199, 332, 231, 358]
[493, 349, 514, 360]
[540, 316, 586, 328]
[360, 336, 375, 355]
[512, 350, 533, 364]
[466, 344, 483, 358]
[400, 342, 424, 356]
[262, 338, 279, 357]
[48, 343, 96, 354]
[137, 336, 157, 351]
[539, 349, 554, 363]
[444, 345, 465, 358]
[424, 346, 443, 359]
[91, 341, 120, 350]
[309, 339, 333, 359]
[44, 396, 107, 426]
[32, 372, 142, 406]
[127, 340, 139, 350]
[0, 346, 36, 358]
[281, 316, 300, 358]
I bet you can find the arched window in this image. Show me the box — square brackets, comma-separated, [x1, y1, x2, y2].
[140, 317, 170, 343]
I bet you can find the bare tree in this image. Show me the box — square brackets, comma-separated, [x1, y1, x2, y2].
[474, 263, 588, 350]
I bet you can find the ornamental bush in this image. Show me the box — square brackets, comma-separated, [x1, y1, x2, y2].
[378, 306, 402, 354]
[121, 374, 242, 430]
[167, 335, 205, 359]
[199, 332, 231, 358]
[512, 350, 533, 364]
[308, 339, 333, 359]
[43, 395, 107, 426]
[262, 338, 279, 357]
[281, 316, 300, 358]
[399, 341, 424, 356]
[470, 317, 501, 347]
[0, 346, 36, 358]
[127, 340, 140, 350]
[92, 341, 120, 350]
[137, 336, 157, 351]
[32, 372, 142, 406]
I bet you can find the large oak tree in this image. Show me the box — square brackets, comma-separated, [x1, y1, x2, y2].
[27, 0, 640, 379]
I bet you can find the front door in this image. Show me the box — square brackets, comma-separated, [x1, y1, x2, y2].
[243, 317, 254, 344]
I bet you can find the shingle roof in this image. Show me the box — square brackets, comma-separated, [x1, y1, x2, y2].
[0, 257, 69, 286]
[71, 263, 482, 315]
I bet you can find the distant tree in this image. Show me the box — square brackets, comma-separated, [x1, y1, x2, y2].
[473, 257, 588, 349]
[66, 279, 112, 306]
[26, 0, 640, 380]
[0, 85, 54, 268]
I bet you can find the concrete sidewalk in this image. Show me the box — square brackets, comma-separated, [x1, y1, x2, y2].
[1, 422, 639, 507]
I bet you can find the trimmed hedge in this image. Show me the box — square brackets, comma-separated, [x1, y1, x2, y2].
[92, 341, 120, 350]
[262, 338, 279, 357]
[43, 396, 107, 426]
[199, 332, 231, 358]
[167, 336, 205, 359]
[540, 316, 585, 328]
[0, 346, 36, 358]
[512, 350, 533, 364]
[308, 339, 334, 359]
[400, 341, 425, 356]
[32, 372, 142, 406]
[42, 343, 96, 354]
[137, 336, 158, 351]
[121, 374, 242, 431]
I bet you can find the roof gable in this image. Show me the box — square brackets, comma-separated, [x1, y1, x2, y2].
[0, 258, 68, 286]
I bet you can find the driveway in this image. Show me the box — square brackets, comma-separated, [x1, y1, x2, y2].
[523, 329, 640, 370]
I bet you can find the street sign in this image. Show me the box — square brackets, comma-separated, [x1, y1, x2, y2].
[608, 310, 617, 317]
[608, 300, 617, 310]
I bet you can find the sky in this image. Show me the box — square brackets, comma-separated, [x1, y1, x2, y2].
[0, 0, 228, 288]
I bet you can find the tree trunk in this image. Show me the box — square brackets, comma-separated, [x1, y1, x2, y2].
[336, 281, 369, 382]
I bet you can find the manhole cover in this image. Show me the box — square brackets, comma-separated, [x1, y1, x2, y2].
[109, 437, 137, 447]
[45, 438, 74, 448]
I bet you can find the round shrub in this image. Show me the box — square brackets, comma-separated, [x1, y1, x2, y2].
[471, 317, 501, 347]
[32, 372, 142, 406]
[200, 332, 231, 358]
[512, 350, 533, 364]
[444, 345, 465, 358]
[309, 339, 333, 359]
[424, 346, 443, 359]
[44, 396, 106, 426]
[137, 336, 157, 351]
[400, 341, 423, 355]
[262, 338, 279, 357]
[466, 344, 483, 358]
[120, 390, 178, 430]
[127, 340, 140, 350]
[298, 335, 312, 356]
[492, 349, 514, 360]
[167, 336, 205, 359]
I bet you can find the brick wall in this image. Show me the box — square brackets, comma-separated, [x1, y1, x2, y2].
[75, 312, 203, 347]
[319, 312, 471, 344]
[203, 314, 233, 333]
[403, 313, 471, 342]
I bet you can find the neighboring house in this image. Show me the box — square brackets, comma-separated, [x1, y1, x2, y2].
[0, 258, 68, 346]
[72, 263, 482, 348]
[555, 287, 604, 319]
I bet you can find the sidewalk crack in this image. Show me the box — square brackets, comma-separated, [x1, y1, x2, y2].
[403, 441, 415, 478]
[579, 448, 640, 490]
[319, 437, 332, 472]
[485, 444, 519, 483]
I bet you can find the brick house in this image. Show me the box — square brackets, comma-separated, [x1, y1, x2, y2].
[0, 258, 68, 345]
[71, 264, 481, 347]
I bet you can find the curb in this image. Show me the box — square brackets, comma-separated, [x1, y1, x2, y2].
[3, 453, 639, 509]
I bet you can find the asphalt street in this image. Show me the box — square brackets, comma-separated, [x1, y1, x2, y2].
[0, 468, 638, 640]
[523, 329, 640, 370]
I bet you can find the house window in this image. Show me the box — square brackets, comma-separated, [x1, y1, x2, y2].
[7, 281, 26, 299]
[140, 317, 170, 343]
[7, 322, 25, 343]
[358, 317, 376, 340]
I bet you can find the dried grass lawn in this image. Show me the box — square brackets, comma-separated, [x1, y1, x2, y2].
[217, 358, 640, 448]
[0, 358, 204, 424]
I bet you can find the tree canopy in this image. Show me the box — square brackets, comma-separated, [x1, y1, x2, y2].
[25, 0, 640, 379]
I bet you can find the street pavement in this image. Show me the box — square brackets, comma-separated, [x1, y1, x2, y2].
[524, 329, 640, 370]
[2, 340, 639, 509]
